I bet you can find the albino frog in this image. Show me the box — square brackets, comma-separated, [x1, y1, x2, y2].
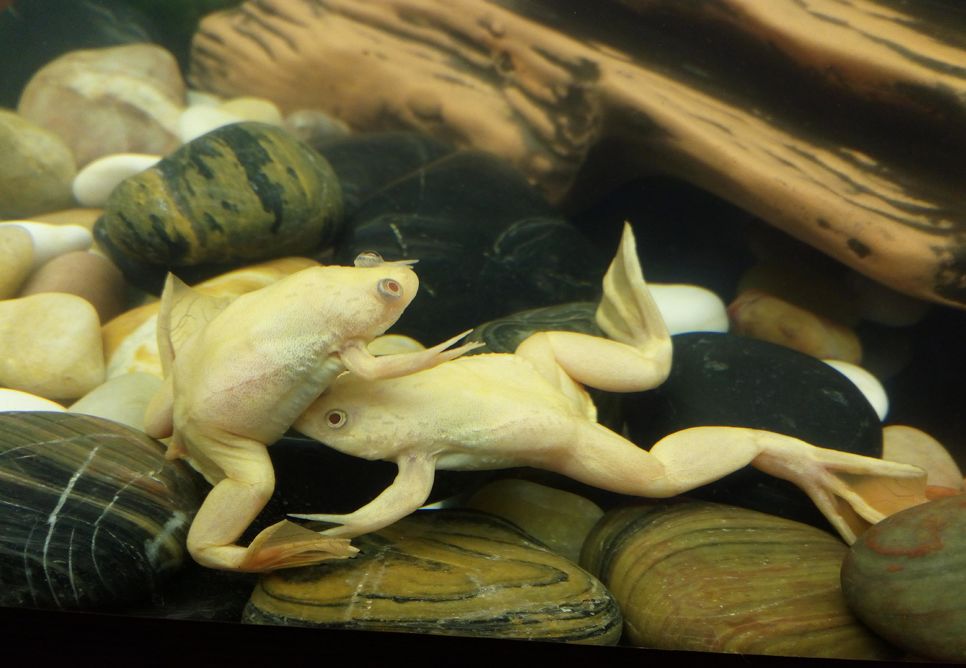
[144, 253, 479, 572]
[294, 224, 928, 545]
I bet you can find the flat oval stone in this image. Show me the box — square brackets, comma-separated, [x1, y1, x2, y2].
[243, 510, 622, 645]
[0, 110, 77, 218]
[0, 412, 205, 610]
[17, 43, 185, 167]
[582, 501, 897, 659]
[841, 496, 966, 662]
[20, 250, 127, 323]
[625, 332, 882, 529]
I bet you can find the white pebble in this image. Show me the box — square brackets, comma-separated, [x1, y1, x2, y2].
[0, 388, 66, 413]
[0, 221, 92, 269]
[69, 372, 162, 431]
[185, 89, 223, 108]
[649, 283, 729, 335]
[821, 359, 889, 420]
[219, 96, 283, 126]
[178, 105, 244, 143]
[72, 152, 161, 207]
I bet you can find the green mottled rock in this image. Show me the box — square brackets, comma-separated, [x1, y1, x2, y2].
[244, 510, 622, 645]
[0, 110, 76, 217]
[842, 496, 966, 662]
[94, 121, 342, 268]
[582, 500, 897, 659]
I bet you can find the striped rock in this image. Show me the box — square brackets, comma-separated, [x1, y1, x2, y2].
[0, 412, 205, 609]
[581, 501, 897, 659]
[244, 510, 622, 644]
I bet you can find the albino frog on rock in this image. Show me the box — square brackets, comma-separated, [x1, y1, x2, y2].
[144, 253, 479, 572]
[294, 224, 929, 546]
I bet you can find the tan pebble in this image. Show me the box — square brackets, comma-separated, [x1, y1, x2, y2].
[728, 289, 862, 363]
[17, 43, 185, 166]
[0, 110, 77, 218]
[30, 208, 103, 231]
[20, 250, 126, 322]
[0, 225, 34, 299]
[882, 425, 964, 493]
[219, 96, 283, 125]
[69, 372, 162, 431]
[177, 104, 243, 143]
[0, 293, 105, 399]
[0, 388, 66, 412]
[0, 221, 92, 269]
[102, 256, 320, 378]
[465, 478, 603, 563]
[283, 109, 351, 145]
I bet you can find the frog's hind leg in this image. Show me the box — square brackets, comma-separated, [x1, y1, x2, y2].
[185, 427, 356, 571]
[541, 423, 927, 544]
[515, 222, 672, 395]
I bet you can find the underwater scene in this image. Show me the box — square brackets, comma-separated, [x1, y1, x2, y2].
[1, 0, 965, 662]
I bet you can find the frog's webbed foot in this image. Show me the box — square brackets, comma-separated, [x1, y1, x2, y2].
[515, 222, 672, 394]
[341, 329, 482, 381]
[734, 428, 928, 543]
[234, 520, 357, 572]
[290, 452, 437, 538]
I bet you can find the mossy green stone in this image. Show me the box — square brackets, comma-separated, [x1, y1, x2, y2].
[842, 496, 966, 662]
[95, 122, 342, 267]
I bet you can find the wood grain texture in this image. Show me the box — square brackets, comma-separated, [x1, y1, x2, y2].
[189, 0, 966, 307]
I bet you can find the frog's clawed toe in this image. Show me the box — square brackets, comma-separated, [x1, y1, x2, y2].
[239, 520, 358, 571]
[753, 443, 928, 543]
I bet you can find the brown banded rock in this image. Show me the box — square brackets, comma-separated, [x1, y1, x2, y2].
[244, 510, 622, 645]
[190, 0, 966, 307]
[581, 500, 898, 659]
[18, 43, 185, 167]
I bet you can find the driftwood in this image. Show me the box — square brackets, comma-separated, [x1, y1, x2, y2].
[189, 0, 966, 307]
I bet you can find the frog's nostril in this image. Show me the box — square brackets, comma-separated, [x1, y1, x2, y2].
[326, 409, 347, 428]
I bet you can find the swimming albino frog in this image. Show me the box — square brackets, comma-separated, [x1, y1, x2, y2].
[294, 224, 928, 545]
[143, 253, 479, 572]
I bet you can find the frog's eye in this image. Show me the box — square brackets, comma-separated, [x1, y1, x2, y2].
[377, 278, 403, 299]
[354, 251, 384, 267]
[325, 409, 347, 429]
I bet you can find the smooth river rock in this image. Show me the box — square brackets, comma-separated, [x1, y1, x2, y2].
[243, 510, 622, 645]
[581, 500, 897, 659]
[0, 225, 34, 299]
[0, 412, 205, 610]
[20, 250, 127, 323]
[0, 110, 77, 218]
[841, 495, 966, 662]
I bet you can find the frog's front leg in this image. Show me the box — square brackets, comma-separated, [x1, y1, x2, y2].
[341, 329, 482, 380]
[289, 451, 437, 538]
[185, 425, 356, 571]
[540, 422, 927, 544]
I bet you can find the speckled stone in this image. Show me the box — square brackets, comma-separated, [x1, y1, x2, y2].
[243, 510, 622, 645]
[17, 43, 185, 167]
[0, 110, 77, 218]
[841, 496, 966, 662]
[582, 500, 897, 659]
[0, 412, 205, 610]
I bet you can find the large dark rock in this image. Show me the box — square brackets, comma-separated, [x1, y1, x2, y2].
[625, 332, 883, 529]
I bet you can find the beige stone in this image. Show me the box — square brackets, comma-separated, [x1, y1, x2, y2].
[69, 372, 162, 431]
[0, 388, 66, 413]
[31, 208, 103, 231]
[20, 250, 127, 323]
[0, 225, 34, 299]
[18, 43, 185, 167]
[0, 293, 105, 399]
[0, 110, 77, 218]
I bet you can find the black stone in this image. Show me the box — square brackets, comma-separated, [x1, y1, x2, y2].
[624, 332, 883, 529]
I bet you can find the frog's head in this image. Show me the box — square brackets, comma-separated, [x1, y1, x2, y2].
[313, 251, 421, 340]
[294, 371, 421, 460]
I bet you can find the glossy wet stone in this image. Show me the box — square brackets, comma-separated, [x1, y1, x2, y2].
[243, 510, 622, 645]
[0, 412, 205, 610]
[0, 110, 77, 218]
[841, 495, 966, 662]
[581, 500, 897, 659]
[625, 332, 882, 529]
[94, 122, 342, 273]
